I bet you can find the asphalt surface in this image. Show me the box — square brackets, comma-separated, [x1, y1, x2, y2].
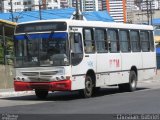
[0, 75, 160, 120]
[0, 86, 160, 114]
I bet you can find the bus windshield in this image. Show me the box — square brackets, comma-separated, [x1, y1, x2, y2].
[14, 32, 70, 67]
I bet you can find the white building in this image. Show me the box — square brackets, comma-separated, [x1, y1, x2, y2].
[82, 0, 98, 11]
[140, 0, 159, 10]
[60, 0, 69, 8]
[70, 0, 127, 22]
[70, 0, 98, 12]
[0, 0, 60, 13]
[126, 0, 140, 23]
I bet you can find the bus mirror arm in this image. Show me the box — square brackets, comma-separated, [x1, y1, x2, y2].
[71, 51, 75, 57]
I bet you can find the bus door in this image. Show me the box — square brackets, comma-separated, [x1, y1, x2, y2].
[69, 27, 96, 90]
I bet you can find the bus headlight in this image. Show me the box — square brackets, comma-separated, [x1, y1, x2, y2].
[14, 77, 25, 81]
[61, 76, 65, 79]
[53, 76, 70, 81]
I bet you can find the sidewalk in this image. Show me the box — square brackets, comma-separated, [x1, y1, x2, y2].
[0, 71, 160, 98]
[0, 88, 34, 98]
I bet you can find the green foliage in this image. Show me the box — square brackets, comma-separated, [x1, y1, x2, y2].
[0, 35, 14, 65]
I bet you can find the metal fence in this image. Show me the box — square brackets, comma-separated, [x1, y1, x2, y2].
[0, 65, 14, 89]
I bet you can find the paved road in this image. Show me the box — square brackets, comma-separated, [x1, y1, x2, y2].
[0, 83, 160, 114]
[0, 76, 160, 120]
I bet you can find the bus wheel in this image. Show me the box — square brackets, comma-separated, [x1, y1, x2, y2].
[128, 70, 137, 92]
[79, 75, 93, 98]
[35, 90, 48, 99]
[119, 71, 137, 92]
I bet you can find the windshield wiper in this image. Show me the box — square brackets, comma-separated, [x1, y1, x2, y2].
[25, 33, 32, 41]
[48, 31, 54, 41]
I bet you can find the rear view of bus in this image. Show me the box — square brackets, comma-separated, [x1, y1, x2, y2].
[14, 20, 71, 99]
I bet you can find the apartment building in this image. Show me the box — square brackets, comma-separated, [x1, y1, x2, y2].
[0, 0, 60, 13]
[126, 0, 140, 23]
[60, 0, 69, 8]
[101, 0, 107, 11]
[106, 0, 126, 22]
[83, 0, 98, 11]
[71, 0, 98, 12]
[70, 0, 82, 11]
[70, 0, 126, 22]
[140, 0, 159, 10]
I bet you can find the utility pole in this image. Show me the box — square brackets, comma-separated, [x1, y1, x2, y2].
[0, 1, 2, 12]
[75, 0, 79, 20]
[33, 0, 48, 20]
[146, 0, 149, 24]
[38, 0, 42, 20]
[149, 1, 153, 25]
[136, 0, 153, 25]
[75, 0, 83, 20]
[10, 0, 14, 22]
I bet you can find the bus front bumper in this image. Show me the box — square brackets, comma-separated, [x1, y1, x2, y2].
[14, 80, 71, 91]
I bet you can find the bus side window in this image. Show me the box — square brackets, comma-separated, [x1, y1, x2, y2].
[83, 28, 95, 53]
[119, 30, 130, 52]
[108, 29, 119, 53]
[130, 30, 141, 52]
[140, 31, 150, 52]
[149, 31, 154, 52]
[95, 29, 107, 53]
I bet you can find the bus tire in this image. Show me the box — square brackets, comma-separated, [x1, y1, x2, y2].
[119, 71, 137, 92]
[128, 70, 137, 92]
[79, 75, 93, 98]
[35, 90, 48, 99]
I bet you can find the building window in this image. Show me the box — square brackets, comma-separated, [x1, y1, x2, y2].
[15, 9, 21, 12]
[23, 2, 27, 5]
[47, 7, 52, 9]
[28, 1, 32, 5]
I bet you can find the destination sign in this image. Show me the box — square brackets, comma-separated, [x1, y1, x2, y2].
[16, 22, 67, 33]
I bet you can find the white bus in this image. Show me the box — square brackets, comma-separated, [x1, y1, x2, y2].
[14, 19, 156, 99]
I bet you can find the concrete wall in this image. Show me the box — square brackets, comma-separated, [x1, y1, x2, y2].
[0, 65, 14, 89]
